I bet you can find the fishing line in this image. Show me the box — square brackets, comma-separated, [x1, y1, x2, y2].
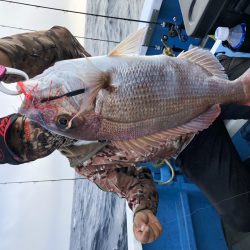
[0, 24, 121, 44]
[2, 173, 250, 227]
[40, 88, 86, 102]
[0, 177, 87, 185]
[161, 189, 250, 226]
[0, 0, 163, 25]
[0, 24, 182, 52]
[0, 24, 35, 32]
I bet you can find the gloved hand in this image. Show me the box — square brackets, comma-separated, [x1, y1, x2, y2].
[7, 115, 74, 162]
[133, 209, 163, 243]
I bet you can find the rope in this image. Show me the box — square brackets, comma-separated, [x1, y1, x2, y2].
[0, 0, 162, 25]
[152, 159, 175, 185]
[158, 159, 175, 185]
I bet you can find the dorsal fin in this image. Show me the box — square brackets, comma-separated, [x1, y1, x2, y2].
[178, 47, 228, 79]
[111, 104, 221, 158]
[108, 27, 147, 57]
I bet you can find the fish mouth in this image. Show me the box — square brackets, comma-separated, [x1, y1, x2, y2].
[16, 80, 42, 101]
[18, 106, 50, 131]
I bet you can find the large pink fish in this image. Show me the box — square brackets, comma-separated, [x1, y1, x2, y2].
[6, 28, 250, 158]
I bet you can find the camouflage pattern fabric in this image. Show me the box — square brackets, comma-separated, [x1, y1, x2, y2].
[0, 26, 90, 82]
[74, 159, 158, 214]
[7, 115, 75, 162]
[61, 143, 159, 214]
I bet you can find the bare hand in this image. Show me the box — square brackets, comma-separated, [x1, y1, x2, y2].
[133, 209, 163, 243]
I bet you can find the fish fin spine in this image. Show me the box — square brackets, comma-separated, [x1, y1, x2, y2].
[178, 47, 228, 79]
[108, 27, 147, 57]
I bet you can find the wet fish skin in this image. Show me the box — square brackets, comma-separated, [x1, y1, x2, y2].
[94, 55, 245, 140]
[17, 28, 250, 145]
[18, 53, 248, 142]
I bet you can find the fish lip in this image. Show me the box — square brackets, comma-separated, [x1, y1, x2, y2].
[18, 106, 47, 130]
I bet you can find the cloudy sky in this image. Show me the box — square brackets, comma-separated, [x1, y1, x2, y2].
[0, 1, 86, 249]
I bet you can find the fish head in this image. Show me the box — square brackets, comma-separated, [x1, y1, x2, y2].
[18, 62, 101, 140]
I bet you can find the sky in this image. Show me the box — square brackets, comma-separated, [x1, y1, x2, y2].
[0, 1, 86, 250]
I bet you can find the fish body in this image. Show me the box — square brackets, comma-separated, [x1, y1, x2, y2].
[92, 55, 242, 140]
[17, 28, 250, 157]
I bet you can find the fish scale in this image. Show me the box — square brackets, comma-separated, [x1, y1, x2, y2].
[98, 59, 211, 122]
[17, 29, 250, 147]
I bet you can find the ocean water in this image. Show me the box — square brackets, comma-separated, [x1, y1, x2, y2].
[69, 180, 127, 250]
[83, 0, 145, 55]
[69, 1, 145, 250]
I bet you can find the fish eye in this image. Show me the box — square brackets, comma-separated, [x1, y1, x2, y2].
[57, 115, 71, 129]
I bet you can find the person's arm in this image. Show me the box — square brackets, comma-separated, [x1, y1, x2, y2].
[74, 161, 162, 243]
[59, 142, 162, 243]
[75, 163, 158, 213]
[0, 26, 90, 82]
[0, 49, 12, 67]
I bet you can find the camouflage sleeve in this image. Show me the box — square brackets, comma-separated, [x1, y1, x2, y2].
[0, 26, 90, 82]
[59, 143, 158, 214]
[75, 163, 158, 215]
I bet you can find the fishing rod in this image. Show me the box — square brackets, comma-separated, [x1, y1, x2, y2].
[0, 0, 164, 26]
[0, 177, 88, 185]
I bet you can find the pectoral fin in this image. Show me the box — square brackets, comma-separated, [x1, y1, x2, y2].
[79, 57, 112, 111]
[68, 58, 112, 126]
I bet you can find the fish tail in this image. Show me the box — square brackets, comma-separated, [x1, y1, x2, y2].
[240, 68, 250, 105]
